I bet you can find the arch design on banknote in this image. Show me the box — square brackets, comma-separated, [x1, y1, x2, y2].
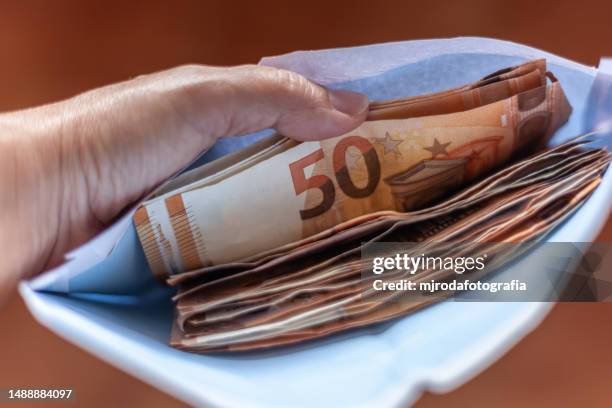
[384, 136, 503, 211]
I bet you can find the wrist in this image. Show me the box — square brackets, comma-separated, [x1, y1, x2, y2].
[0, 111, 64, 281]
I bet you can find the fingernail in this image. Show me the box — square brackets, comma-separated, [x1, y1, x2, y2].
[329, 89, 369, 116]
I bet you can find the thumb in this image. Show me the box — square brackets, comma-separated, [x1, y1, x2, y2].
[167, 64, 370, 141]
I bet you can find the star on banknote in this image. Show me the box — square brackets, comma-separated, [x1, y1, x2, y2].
[372, 132, 403, 156]
[423, 138, 451, 158]
[345, 149, 365, 171]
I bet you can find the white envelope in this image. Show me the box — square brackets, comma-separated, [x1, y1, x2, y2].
[19, 37, 612, 408]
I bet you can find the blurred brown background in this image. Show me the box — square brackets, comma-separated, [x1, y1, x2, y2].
[2, 0, 612, 407]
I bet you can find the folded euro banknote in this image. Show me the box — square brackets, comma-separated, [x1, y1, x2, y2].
[133, 59, 610, 352]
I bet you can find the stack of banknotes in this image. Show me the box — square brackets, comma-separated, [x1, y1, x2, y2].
[134, 59, 610, 352]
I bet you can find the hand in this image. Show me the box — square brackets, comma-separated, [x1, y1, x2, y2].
[0, 64, 369, 301]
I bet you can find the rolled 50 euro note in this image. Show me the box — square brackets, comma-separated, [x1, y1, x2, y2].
[133, 59, 571, 277]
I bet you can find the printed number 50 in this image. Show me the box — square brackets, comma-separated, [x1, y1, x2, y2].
[289, 136, 381, 220]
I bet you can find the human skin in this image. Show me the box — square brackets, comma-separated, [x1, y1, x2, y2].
[0, 64, 369, 302]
